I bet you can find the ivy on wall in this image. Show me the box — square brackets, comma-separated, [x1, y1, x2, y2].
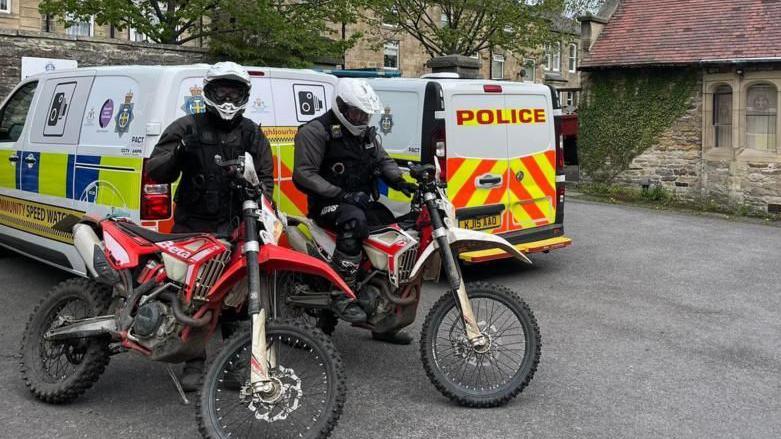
[578, 68, 698, 182]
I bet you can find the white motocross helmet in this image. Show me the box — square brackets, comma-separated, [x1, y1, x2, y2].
[203, 62, 252, 121]
[332, 78, 384, 137]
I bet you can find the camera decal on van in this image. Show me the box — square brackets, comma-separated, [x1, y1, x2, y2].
[43, 82, 77, 137]
[114, 91, 135, 136]
[456, 108, 547, 126]
[293, 84, 326, 122]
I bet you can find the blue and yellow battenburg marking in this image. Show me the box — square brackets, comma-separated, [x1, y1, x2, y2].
[0, 150, 142, 242]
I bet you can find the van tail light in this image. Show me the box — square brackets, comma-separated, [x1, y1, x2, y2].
[554, 116, 565, 172]
[432, 124, 447, 182]
[557, 182, 565, 206]
[483, 84, 503, 93]
[140, 161, 171, 220]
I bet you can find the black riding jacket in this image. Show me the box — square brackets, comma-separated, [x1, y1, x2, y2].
[293, 110, 402, 215]
[146, 112, 274, 231]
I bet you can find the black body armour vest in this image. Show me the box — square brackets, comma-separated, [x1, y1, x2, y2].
[174, 113, 253, 225]
[308, 111, 378, 212]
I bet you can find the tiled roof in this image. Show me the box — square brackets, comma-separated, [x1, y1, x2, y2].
[581, 0, 781, 69]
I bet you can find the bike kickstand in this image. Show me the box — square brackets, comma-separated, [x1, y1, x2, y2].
[166, 365, 190, 405]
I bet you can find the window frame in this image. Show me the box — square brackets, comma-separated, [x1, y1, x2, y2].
[491, 54, 505, 80]
[65, 15, 94, 37]
[383, 40, 400, 70]
[712, 84, 733, 148]
[552, 41, 561, 72]
[0, 0, 10, 14]
[382, 5, 399, 28]
[568, 43, 578, 73]
[522, 59, 536, 82]
[0, 81, 38, 144]
[745, 83, 778, 153]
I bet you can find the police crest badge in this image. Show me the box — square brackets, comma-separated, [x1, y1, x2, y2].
[115, 91, 135, 136]
[380, 106, 394, 135]
[183, 85, 206, 115]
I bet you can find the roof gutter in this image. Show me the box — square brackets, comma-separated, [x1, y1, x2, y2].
[700, 57, 781, 65]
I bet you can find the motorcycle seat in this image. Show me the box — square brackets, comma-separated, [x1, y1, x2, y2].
[116, 221, 206, 243]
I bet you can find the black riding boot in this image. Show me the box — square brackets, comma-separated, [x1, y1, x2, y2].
[330, 249, 367, 323]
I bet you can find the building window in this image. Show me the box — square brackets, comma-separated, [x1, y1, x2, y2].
[522, 59, 535, 81]
[384, 41, 399, 70]
[544, 42, 561, 72]
[491, 54, 505, 80]
[440, 13, 448, 27]
[713, 85, 732, 148]
[568, 43, 578, 73]
[129, 27, 149, 42]
[565, 92, 573, 107]
[746, 84, 777, 152]
[382, 6, 399, 28]
[0, 0, 10, 14]
[66, 15, 94, 37]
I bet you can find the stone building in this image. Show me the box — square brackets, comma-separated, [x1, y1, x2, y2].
[580, 0, 781, 213]
[0, 1, 581, 108]
[0, 0, 205, 44]
[341, 13, 582, 110]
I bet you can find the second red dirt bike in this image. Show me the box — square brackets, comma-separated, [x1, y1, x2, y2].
[280, 163, 542, 407]
[20, 153, 348, 438]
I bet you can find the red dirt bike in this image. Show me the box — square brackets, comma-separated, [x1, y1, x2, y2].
[20, 153, 348, 438]
[279, 163, 542, 407]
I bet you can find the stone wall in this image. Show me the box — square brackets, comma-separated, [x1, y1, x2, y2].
[0, 29, 208, 100]
[581, 67, 781, 213]
[613, 76, 704, 200]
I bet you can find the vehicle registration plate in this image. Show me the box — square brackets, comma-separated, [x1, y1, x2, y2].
[458, 214, 501, 231]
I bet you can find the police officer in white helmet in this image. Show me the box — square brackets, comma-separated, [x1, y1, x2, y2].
[147, 61, 274, 391]
[293, 78, 417, 344]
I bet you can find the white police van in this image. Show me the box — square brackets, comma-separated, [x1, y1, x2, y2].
[365, 76, 571, 262]
[0, 64, 336, 275]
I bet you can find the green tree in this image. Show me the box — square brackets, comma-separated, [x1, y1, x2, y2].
[209, 0, 362, 67]
[39, 0, 224, 45]
[360, 0, 568, 58]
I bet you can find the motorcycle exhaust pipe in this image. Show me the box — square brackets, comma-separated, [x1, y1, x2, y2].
[160, 291, 212, 328]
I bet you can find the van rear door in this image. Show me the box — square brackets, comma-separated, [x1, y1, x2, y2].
[446, 87, 509, 233]
[504, 90, 556, 232]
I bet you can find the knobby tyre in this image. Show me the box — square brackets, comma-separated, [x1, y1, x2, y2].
[420, 282, 541, 407]
[19, 277, 112, 404]
[198, 319, 346, 439]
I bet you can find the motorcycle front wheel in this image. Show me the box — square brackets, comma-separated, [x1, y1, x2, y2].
[197, 319, 346, 439]
[420, 282, 541, 407]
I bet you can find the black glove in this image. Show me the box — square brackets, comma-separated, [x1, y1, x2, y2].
[174, 139, 189, 163]
[342, 191, 371, 210]
[391, 180, 418, 197]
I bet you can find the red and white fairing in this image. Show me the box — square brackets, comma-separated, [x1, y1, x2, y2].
[362, 225, 419, 287]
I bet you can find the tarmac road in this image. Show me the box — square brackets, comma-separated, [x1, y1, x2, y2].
[0, 200, 779, 438]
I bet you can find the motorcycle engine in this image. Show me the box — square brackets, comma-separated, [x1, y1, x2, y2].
[131, 300, 178, 347]
[358, 284, 394, 319]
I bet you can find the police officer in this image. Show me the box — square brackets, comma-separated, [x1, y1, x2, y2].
[146, 62, 274, 390]
[293, 79, 416, 344]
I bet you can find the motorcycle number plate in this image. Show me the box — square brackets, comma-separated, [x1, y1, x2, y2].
[458, 214, 501, 231]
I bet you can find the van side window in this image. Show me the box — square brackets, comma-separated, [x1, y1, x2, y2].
[0, 81, 37, 142]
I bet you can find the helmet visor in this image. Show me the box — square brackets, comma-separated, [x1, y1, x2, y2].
[205, 80, 249, 106]
[337, 98, 370, 127]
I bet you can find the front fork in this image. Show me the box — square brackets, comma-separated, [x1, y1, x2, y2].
[425, 195, 486, 348]
[243, 200, 278, 395]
